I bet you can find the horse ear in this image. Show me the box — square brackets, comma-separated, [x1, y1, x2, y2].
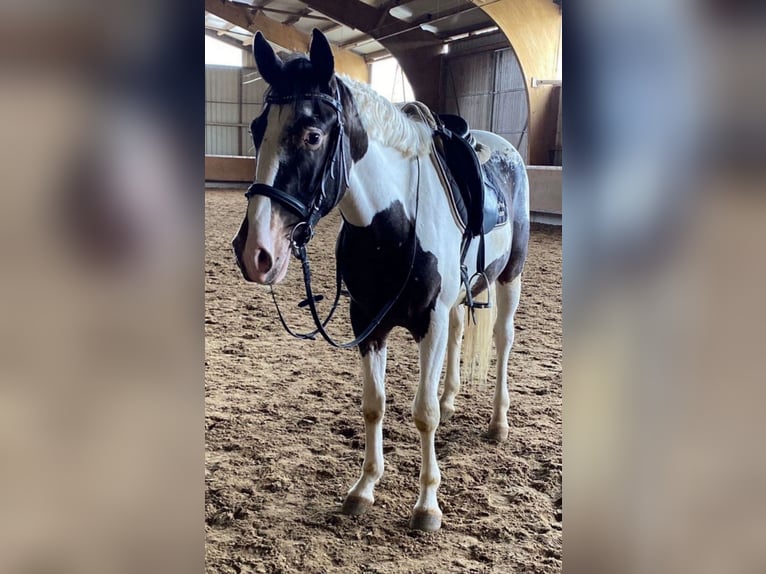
[253, 32, 283, 86]
[309, 28, 334, 85]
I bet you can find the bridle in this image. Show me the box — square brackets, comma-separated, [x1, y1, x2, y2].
[245, 88, 351, 256]
[244, 82, 421, 349]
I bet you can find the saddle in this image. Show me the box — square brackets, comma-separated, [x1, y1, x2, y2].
[434, 113, 506, 236]
[399, 103, 508, 311]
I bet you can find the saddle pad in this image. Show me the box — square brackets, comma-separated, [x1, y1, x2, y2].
[431, 149, 508, 235]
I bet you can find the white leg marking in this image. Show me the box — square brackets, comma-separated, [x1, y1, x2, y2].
[440, 304, 465, 421]
[489, 276, 522, 441]
[343, 346, 387, 514]
[411, 306, 450, 530]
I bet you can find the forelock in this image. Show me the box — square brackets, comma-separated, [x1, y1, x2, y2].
[269, 54, 331, 96]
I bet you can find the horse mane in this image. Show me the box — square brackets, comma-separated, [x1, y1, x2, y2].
[339, 75, 432, 158]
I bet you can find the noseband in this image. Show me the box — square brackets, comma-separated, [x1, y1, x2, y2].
[244, 88, 350, 257]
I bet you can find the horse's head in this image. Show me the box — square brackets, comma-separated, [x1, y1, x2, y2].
[233, 29, 368, 285]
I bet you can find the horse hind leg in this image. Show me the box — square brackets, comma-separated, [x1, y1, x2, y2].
[439, 303, 465, 422]
[488, 274, 522, 442]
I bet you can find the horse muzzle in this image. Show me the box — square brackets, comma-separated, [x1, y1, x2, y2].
[232, 212, 291, 285]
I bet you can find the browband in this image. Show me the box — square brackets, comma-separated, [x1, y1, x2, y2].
[265, 91, 343, 115]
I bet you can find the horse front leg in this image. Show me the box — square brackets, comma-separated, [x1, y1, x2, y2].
[411, 305, 450, 531]
[342, 321, 387, 515]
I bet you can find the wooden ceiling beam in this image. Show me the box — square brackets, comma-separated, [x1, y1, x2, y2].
[374, 1, 398, 29]
[205, 0, 369, 81]
[282, 8, 313, 26]
[298, 0, 383, 33]
[206, 0, 310, 52]
[320, 22, 344, 34]
[337, 34, 372, 50]
[261, 7, 332, 22]
[205, 28, 249, 52]
[299, 0, 443, 47]
[363, 48, 391, 62]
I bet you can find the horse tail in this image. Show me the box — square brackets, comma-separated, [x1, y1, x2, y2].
[460, 287, 497, 388]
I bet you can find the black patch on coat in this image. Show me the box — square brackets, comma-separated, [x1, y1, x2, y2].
[251, 33, 355, 219]
[481, 150, 530, 284]
[336, 201, 441, 355]
[470, 251, 512, 298]
[249, 31, 367, 221]
[250, 76, 366, 218]
[502, 214, 530, 283]
[269, 94, 341, 220]
[250, 112, 268, 150]
[337, 79, 368, 162]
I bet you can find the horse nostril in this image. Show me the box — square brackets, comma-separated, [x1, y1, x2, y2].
[255, 248, 273, 273]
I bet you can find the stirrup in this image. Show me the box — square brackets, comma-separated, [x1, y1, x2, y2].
[466, 272, 492, 309]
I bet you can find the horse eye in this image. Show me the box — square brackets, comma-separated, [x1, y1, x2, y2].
[302, 129, 323, 150]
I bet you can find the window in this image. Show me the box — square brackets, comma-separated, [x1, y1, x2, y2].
[205, 35, 243, 67]
[370, 57, 415, 103]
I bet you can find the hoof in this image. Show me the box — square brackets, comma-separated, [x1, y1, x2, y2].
[487, 424, 509, 442]
[410, 509, 442, 532]
[440, 403, 455, 422]
[341, 495, 373, 516]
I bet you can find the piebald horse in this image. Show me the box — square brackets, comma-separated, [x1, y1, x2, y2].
[233, 29, 529, 531]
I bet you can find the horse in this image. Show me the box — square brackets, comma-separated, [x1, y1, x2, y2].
[232, 29, 530, 532]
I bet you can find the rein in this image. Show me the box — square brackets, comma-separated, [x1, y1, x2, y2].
[272, 158, 420, 349]
[246, 83, 421, 348]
